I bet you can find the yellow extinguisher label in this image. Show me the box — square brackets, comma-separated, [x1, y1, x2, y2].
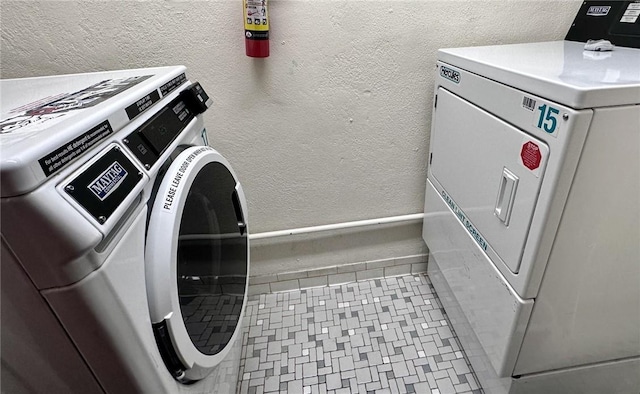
[244, 0, 269, 32]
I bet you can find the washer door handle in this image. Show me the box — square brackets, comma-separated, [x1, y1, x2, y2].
[232, 188, 247, 235]
[495, 168, 518, 226]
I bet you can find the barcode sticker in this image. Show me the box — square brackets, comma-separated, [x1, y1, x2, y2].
[522, 96, 536, 111]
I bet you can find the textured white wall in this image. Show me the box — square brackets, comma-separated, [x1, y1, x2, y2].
[1, 1, 581, 275]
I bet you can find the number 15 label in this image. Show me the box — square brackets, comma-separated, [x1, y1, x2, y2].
[534, 103, 560, 137]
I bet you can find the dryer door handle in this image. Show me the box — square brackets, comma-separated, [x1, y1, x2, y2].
[495, 168, 518, 226]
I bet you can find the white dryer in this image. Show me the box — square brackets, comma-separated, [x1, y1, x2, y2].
[423, 2, 639, 393]
[1, 66, 250, 393]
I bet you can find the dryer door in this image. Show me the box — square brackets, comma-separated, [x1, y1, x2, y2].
[146, 146, 249, 382]
[429, 88, 549, 275]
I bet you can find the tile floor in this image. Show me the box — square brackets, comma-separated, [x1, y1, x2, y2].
[237, 274, 483, 394]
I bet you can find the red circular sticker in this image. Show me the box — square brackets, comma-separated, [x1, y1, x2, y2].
[521, 141, 542, 171]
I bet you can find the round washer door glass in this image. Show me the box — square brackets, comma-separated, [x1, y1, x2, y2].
[146, 146, 249, 382]
[178, 160, 247, 354]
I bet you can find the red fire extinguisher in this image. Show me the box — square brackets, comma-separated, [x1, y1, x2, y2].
[243, 0, 269, 57]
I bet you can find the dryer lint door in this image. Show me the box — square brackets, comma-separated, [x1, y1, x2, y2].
[146, 146, 249, 383]
[429, 88, 548, 275]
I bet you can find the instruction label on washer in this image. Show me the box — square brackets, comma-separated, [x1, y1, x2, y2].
[38, 120, 113, 176]
[159, 73, 187, 97]
[125, 90, 161, 120]
[162, 147, 210, 212]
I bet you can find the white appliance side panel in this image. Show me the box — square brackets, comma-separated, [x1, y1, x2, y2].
[43, 208, 170, 393]
[1, 237, 103, 394]
[515, 105, 640, 375]
[423, 179, 533, 378]
[430, 88, 548, 274]
[1, 185, 103, 289]
[42, 206, 244, 394]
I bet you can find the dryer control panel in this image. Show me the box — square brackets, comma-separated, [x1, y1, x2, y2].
[566, 1, 640, 49]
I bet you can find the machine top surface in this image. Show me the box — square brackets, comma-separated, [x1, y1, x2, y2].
[438, 40, 640, 109]
[0, 66, 188, 197]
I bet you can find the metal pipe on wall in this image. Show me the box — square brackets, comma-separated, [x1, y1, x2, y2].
[249, 213, 425, 240]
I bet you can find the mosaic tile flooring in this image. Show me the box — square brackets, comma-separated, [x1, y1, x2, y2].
[237, 274, 483, 394]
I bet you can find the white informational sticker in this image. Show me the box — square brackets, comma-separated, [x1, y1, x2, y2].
[531, 100, 560, 138]
[622, 2, 640, 22]
[621, 15, 639, 23]
[522, 96, 537, 112]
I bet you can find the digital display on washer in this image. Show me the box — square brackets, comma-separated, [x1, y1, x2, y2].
[125, 98, 195, 167]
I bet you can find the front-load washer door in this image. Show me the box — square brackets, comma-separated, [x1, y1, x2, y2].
[146, 146, 249, 383]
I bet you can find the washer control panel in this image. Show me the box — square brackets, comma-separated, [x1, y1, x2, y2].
[123, 83, 210, 169]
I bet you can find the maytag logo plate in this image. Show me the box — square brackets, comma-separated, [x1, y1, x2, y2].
[88, 161, 128, 201]
[587, 5, 611, 16]
[440, 66, 461, 84]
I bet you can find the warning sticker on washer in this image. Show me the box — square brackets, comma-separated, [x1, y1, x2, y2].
[0, 75, 151, 135]
[162, 147, 211, 212]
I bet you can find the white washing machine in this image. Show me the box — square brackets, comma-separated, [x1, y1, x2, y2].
[423, 2, 639, 393]
[1, 66, 250, 393]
